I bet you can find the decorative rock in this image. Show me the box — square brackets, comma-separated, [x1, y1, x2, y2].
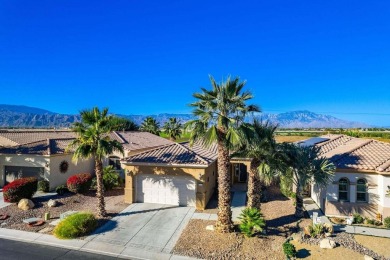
[23, 217, 42, 224]
[364, 256, 374, 260]
[18, 199, 34, 210]
[60, 210, 78, 219]
[291, 232, 302, 242]
[38, 227, 54, 233]
[206, 225, 215, 231]
[320, 238, 336, 249]
[47, 199, 57, 208]
[49, 219, 62, 226]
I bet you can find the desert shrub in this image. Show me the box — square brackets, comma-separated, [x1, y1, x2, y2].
[55, 184, 69, 195]
[90, 166, 120, 191]
[37, 180, 50, 192]
[67, 173, 92, 193]
[3, 177, 38, 203]
[283, 241, 297, 259]
[353, 213, 364, 224]
[53, 212, 97, 239]
[304, 223, 333, 238]
[238, 207, 266, 237]
[384, 217, 390, 228]
[364, 218, 376, 225]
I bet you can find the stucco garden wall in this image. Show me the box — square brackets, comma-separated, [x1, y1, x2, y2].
[0, 154, 94, 190]
[49, 154, 94, 190]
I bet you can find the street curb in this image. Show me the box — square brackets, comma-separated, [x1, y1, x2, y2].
[0, 228, 196, 259]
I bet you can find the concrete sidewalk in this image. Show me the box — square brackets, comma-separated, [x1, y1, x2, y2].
[335, 224, 390, 238]
[303, 198, 331, 224]
[303, 198, 390, 238]
[0, 203, 198, 260]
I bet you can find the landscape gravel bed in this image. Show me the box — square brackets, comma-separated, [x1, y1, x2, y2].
[0, 188, 128, 234]
[301, 232, 387, 260]
[173, 185, 302, 259]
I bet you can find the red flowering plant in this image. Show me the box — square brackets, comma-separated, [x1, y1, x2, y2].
[66, 173, 93, 193]
[3, 177, 38, 203]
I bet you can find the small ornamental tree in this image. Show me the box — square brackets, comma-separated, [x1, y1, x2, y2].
[3, 177, 38, 203]
[67, 173, 93, 193]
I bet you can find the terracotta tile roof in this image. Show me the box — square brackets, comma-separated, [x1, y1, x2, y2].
[303, 134, 390, 173]
[0, 130, 75, 146]
[110, 131, 174, 151]
[0, 130, 173, 155]
[122, 141, 217, 166]
[0, 138, 74, 155]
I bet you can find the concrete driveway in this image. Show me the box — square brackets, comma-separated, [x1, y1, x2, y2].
[86, 203, 195, 254]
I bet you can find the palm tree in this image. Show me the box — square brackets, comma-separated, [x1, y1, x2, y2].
[186, 75, 260, 233]
[111, 117, 139, 131]
[140, 117, 160, 135]
[235, 120, 279, 209]
[69, 107, 124, 217]
[280, 143, 335, 217]
[163, 117, 182, 141]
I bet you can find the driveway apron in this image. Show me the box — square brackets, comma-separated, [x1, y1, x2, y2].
[87, 203, 195, 253]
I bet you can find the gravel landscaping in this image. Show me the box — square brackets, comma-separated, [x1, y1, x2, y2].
[173, 185, 303, 259]
[0, 188, 128, 234]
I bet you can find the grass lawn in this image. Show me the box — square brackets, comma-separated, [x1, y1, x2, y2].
[275, 135, 312, 143]
[160, 131, 191, 143]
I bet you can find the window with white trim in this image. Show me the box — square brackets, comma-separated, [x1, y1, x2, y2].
[338, 178, 349, 202]
[356, 179, 367, 202]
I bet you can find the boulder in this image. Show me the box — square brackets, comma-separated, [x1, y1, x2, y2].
[291, 232, 302, 242]
[47, 199, 57, 208]
[364, 256, 374, 260]
[206, 225, 215, 231]
[320, 239, 336, 249]
[18, 199, 34, 210]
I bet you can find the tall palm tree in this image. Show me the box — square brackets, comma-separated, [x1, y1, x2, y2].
[235, 120, 279, 209]
[163, 117, 182, 141]
[111, 117, 139, 131]
[69, 107, 124, 217]
[140, 116, 160, 135]
[280, 143, 335, 217]
[186, 75, 260, 233]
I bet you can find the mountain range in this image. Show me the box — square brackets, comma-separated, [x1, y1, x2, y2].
[0, 104, 369, 129]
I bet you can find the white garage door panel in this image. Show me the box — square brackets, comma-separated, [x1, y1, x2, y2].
[136, 174, 196, 207]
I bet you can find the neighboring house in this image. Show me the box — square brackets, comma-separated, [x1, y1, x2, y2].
[0, 130, 173, 190]
[298, 134, 390, 219]
[121, 141, 250, 210]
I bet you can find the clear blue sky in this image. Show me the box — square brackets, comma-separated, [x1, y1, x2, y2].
[1, 1, 390, 126]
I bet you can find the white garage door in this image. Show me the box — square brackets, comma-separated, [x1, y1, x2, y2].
[136, 174, 196, 207]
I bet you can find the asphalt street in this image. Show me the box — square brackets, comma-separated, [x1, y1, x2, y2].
[0, 238, 126, 260]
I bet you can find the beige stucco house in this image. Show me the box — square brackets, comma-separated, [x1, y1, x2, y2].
[121, 141, 251, 210]
[299, 134, 390, 219]
[0, 130, 173, 190]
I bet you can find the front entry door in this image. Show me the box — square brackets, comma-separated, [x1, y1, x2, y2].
[238, 164, 248, 182]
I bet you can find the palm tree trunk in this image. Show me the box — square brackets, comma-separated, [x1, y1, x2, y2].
[295, 179, 304, 218]
[215, 137, 233, 233]
[247, 158, 261, 208]
[95, 159, 107, 218]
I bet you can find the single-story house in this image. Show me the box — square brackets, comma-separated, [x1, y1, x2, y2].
[0, 130, 173, 190]
[299, 134, 390, 219]
[121, 141, 251, 210]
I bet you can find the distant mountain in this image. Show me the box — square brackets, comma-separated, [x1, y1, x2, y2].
[258, 110, 369, 128]
[0, 104, 369, 128]
[0, 104, 80, 128]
